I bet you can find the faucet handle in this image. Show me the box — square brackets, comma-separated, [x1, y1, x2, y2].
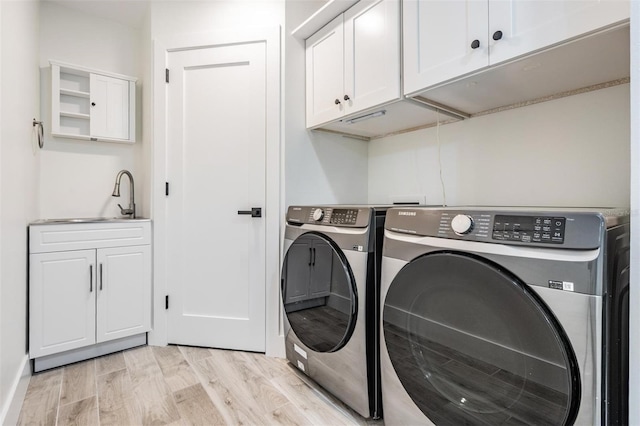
[117, 203, 134, 216]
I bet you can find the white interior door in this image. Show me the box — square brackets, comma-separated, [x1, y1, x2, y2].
[166, 41, 267, 352]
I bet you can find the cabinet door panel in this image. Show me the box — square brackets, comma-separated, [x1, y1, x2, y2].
[306, 14, 345, 127]
[90, 73, 130, 140]
[283, 240, 313, 304]
[29, 250, 96, 358]
[403, 0, 489, 95]
[310, 241, 333, 297]
[489, 0, 629, 65]
[344, 0, 401, 112]
[96, 245, 151, 342]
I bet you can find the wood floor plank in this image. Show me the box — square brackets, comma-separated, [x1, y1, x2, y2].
[123, 346, 162, 386]
[60, 360, 96, 406]
[152, 345, 199, 392]
[124, 345, 181, 424]
[57, 396, 99, 426]
[173, 383, 226, 425]
[178, 345, 213, 363]
[95, 352, 126, 377]
[272, 372, 361, 426]
[192, 356, 265, 425]
[97, 369, 140, 425]
[131, 375, 181, 425]
[17, 369, 62, 426]
[264, 402, 315, 426]
[240, 351, 294, 380]
[209, 349, 290, 414]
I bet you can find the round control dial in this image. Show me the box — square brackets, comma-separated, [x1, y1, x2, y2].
[451, 214, 474, 235]
[312, 208, 324, 221]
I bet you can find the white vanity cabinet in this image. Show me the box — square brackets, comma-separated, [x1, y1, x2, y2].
[29, 220, 151, 371]
[403, 0, 630, 95]
[306, 0, 400, 128]
[51, 61, 136, 143]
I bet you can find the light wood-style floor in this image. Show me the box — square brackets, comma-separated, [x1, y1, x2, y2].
[17, 345, 381, 426]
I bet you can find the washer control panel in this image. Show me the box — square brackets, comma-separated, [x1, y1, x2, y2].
[438, 212, 492, 239]
[286, 206, 370, 228]
[493, 215, 566, 244]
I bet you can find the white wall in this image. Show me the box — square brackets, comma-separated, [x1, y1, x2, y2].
[0, 0, 40, 422]
[38, 2, 147, 219]
[369, 84, 630, 208]
[285, 1, 369, 206]
[151, 0, 284, 37]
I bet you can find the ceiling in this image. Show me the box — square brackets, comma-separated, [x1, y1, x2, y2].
[45, 0, 150, 29]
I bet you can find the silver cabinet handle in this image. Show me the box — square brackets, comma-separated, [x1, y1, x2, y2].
[99, 263, 103, 290]
[90, 264, 93, 292]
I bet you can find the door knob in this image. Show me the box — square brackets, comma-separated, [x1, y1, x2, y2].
[237, 207, 262, 218]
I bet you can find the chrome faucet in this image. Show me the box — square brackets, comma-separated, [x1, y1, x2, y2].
[112, 170, 136, 218]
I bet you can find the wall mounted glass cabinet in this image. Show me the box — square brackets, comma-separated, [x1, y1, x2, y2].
[50, 61, 137, 143]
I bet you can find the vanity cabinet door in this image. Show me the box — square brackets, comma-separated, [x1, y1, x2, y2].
[29, 250, 96, 358]
[96, 245, 152, 343]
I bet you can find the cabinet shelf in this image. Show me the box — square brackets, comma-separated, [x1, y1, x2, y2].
[60, 88, 90, 98]
[60, 111, 90, 120]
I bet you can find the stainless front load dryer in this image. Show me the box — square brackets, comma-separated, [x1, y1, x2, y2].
[380, 207, 629, 425]
[282, 205, 387, 419]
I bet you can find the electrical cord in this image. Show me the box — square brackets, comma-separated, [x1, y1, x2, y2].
[436, 110, 447, 206]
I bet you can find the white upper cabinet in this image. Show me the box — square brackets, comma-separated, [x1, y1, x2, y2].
[306, 14, 346, 126]
[489, 0, 629, 65]
[306, 0, 400, 128]
[403, 1, 489, 95]
[403, 0, 630, 96]
[51, 61, 137, 143]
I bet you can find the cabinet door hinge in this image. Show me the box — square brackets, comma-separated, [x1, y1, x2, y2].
[165, 295, 169, 309]
[165, 182, 170, 196]
[165, 68, 169, 83]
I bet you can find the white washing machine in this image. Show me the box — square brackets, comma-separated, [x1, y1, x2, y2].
[282, 205, 388, 419]
[380, 207, 629, 425]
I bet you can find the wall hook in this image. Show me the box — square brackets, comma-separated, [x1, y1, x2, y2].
[33, 119, 44, 148]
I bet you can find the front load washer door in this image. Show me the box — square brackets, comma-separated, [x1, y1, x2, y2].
[383, 251, 580, 425]
[282, 232, 357, 353]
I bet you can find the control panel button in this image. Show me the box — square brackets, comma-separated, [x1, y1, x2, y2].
[312, 208, 324, 222]
[451, 214, 474, 235]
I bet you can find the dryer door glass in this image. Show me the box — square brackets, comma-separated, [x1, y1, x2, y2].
[282, 233, 357, 352]
[383, 252, 580, 425]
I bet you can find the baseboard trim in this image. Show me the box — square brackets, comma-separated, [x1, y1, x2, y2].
[0, 355, 31, 426]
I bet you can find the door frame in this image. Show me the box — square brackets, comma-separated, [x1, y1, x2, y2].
[151, 27, 284, 357]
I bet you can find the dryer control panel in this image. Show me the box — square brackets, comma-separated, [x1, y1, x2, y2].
[385, 207, 615, 249]
[492, 215, 566, 244]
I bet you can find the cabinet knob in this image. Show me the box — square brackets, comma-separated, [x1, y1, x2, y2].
[91, 102, 96, 107]
[334, 99, 341, 105]
[343, 95, 350, 101]
[492, 30, 503, 41]
[470, 39, 480, 49]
